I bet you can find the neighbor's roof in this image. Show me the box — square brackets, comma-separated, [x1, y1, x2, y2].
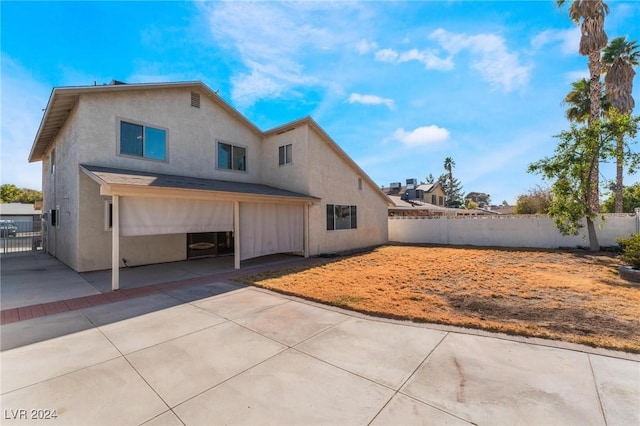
[386, 195, 450, 210]
[29, 81, 260, 162]
[0, 203, 42, 215]
[80, 164, 320, 203]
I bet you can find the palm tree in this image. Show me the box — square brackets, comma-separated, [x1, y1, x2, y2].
[603, 36, 639, 212]
[557, 0, 609, 251]
[563, 77, 610, 123]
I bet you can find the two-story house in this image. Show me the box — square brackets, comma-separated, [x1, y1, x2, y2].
[28, 81, 391, 289]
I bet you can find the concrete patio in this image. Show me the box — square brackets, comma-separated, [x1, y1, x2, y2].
[1, 253, 639, 425]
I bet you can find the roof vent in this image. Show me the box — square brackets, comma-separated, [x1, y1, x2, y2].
[191, 92, 201, 108]
[109, 79, 127, 85]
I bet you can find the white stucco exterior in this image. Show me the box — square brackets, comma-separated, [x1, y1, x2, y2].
[31, 82, 390, 272]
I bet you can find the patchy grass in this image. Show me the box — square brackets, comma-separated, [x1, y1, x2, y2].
[235, 245, 640, 353]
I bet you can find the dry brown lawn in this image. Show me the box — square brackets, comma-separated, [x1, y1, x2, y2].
[235, 245, 640, 353]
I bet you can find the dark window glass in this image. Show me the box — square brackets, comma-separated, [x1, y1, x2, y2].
[279, 145, 285, 165]
[326, 204, 335, 230]
[350, 206, 357, 229]
[218, 143, 232, 169]
[50, 209, 58, 227]
[144, 127, 166, 160]
[120, 122, 144, 156]
[233, 146, 246, 171]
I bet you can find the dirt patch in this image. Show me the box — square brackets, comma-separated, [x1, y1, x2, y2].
[235, 245, 640, 353]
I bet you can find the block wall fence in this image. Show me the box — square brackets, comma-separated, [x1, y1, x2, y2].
[388, 214, 639, 249]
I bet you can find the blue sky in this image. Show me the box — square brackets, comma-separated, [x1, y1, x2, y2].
[2, 1, 639, 204]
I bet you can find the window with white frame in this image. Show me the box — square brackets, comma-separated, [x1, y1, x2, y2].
[326, 204, 357, 230]
[217, 141, 246, 171]
[119, 120, 167, 161]
[278, 144, 292, 166]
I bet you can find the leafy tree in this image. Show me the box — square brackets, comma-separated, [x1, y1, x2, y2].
[0, 184, 42, 204]
[465, 192, 490, 207]
[515, 186, 553, 214]
[603, 183, 640, 213]
[0, 184, 21, 203]
[529, 114, 638, 251]
[603, 36, 639, 212]
[557, 0, 610, 215]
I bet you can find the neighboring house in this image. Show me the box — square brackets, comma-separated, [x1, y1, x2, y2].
[28, 81, 391, 289]
[0, 203, 42, 232]
[382, 179, 450, 216]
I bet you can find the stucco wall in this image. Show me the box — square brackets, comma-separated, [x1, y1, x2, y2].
[75, 88, 263, 182]
[388, 214, 638, 248]
[306, 125, 388, 255]
[42, 105, 81, 270]
[261, 127, 310, 194]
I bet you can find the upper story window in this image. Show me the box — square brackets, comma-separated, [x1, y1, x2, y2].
[217, 141, 246, 172]
[119, 120, 167, 161]
[358, 178, 362, 190]
[278, 144, 292, 166]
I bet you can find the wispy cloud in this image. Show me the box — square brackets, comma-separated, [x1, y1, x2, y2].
[563, 70, 589, 83]
[429, 28, 531, 92]
[348, 93, 395, 110]
[374, 48, 453, 71]
[530, 27, 580, 56]
[199, 2, 365, 108]
[355, 39, 378, 54]
[392, 125, 451, 148]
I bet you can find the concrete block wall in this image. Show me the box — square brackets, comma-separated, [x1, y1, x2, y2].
[388, 214, 638, 249]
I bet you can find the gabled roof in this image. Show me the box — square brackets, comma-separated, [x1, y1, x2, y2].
[29, 81, 260, 162]
[265, 116, 394, 207]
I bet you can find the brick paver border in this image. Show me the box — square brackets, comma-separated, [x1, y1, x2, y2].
[1, 257, 324, 325]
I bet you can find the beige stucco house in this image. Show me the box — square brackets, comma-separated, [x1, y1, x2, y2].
[28, 81, 390, 289]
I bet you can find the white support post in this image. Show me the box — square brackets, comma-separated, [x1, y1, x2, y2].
[234, 200, 241, 269]
[304, 203, 310, 258]
[111, 195, 120, 291]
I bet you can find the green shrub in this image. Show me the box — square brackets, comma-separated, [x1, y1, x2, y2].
[618, 233, 640, 269]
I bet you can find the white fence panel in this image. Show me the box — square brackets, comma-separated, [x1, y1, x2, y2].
[389, 214, 638, 248]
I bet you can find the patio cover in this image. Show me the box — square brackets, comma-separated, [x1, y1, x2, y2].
[80, 165, 319, 290]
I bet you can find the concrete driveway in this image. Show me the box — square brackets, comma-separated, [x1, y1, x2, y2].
[1, 254, 639, 425]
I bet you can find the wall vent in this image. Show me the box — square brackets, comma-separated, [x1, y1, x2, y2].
[191, 92, 201, 108]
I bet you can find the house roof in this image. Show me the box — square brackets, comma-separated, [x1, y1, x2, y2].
[80, 165, 320, 204]
[29, 81, 260, 162]
[31, 81, 390, 207]
[386, 195, 450, 210]
[0, 203, 42, 215]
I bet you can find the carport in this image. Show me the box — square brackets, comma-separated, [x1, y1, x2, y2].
[81, 165, 319, 291]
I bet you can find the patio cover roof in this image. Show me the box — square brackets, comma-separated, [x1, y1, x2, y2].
[80, 164, 320, 204]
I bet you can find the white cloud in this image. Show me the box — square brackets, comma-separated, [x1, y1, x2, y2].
[355, 39, 378, 54]
[392, 125, 451, 147]
[564, 70, 589, 83]
[348, 93, 395, 109]
[531, 27, 580, 56]
[375, 47, 453, 71]
[429, 28, 531, 92]
[199, 2, 364, 107]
